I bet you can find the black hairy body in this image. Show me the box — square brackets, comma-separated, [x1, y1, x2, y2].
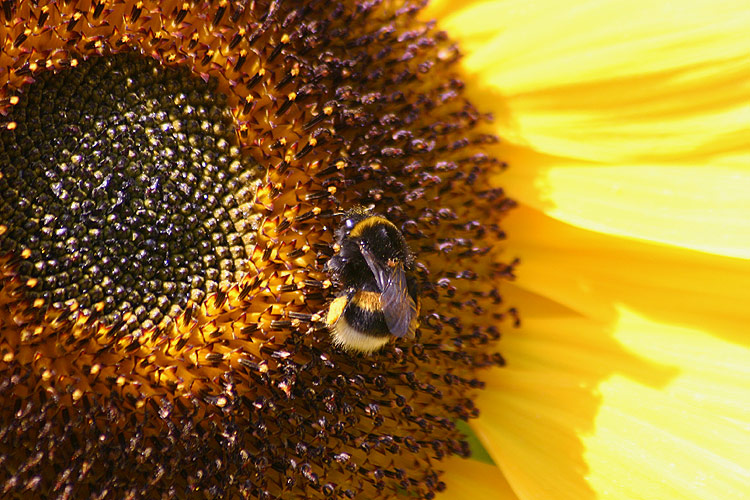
[325, 207, 420, 353]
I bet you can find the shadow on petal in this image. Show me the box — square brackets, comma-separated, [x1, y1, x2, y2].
[505, 204, 750, 349]
[441, 456, 519, 500]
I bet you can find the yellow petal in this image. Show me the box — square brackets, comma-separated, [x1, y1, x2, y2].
[502, 204, 750, 343]
[441, 457, 519, 500]
[584, 310, 750, 499]
[427, 0, 750, 164]
[499, 147, 750, 258]
[475, 285, 750, 500]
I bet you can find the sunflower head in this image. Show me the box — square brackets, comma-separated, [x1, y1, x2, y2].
[0, 1, 514, 497]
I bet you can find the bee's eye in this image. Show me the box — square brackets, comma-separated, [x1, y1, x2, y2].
[344, 219, 356, 230]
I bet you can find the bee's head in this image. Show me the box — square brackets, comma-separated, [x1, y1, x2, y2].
[335, 206, 375, 240]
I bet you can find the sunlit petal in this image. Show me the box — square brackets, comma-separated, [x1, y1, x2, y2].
[428, 0, 750, 164]
[476, 285, 750, 500]
[500, 152, 750, 258]
[503, 204, 750, 345]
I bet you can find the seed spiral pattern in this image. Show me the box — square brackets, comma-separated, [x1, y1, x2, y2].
[1, 54, 262, 332]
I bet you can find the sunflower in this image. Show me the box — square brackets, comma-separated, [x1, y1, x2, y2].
[1, 1, 748, 500]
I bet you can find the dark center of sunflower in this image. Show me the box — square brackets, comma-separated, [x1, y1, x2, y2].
[0, 53, 262, 332]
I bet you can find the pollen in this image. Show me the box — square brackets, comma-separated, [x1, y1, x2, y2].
[0, 1, 514, 499]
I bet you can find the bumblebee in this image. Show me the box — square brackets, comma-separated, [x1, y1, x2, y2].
[324, 207, 420, 354]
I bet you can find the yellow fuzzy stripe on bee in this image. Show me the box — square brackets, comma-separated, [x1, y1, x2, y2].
[350, 291, 381, 312]
[330, 317, 391, 354]
[326, 296, 349, 326]
[349, 216, 396, 238]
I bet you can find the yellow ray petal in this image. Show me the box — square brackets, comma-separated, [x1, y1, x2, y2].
[498, 145, 750, 259]
[501, 204, 750, 348]
[427, 0, 750, 164]
[584, 308, 750, 500]
[440, 457, 519, 500]
[475, 286, 750, 500]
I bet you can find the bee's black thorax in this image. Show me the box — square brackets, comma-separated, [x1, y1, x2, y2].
[326, 212, 413, 290]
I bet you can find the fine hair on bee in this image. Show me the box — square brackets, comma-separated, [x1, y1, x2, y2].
[324, 206, 420, 354]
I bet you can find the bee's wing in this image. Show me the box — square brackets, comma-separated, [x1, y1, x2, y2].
[359, 245, 418, 339]
[379, 262, 419, 339]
